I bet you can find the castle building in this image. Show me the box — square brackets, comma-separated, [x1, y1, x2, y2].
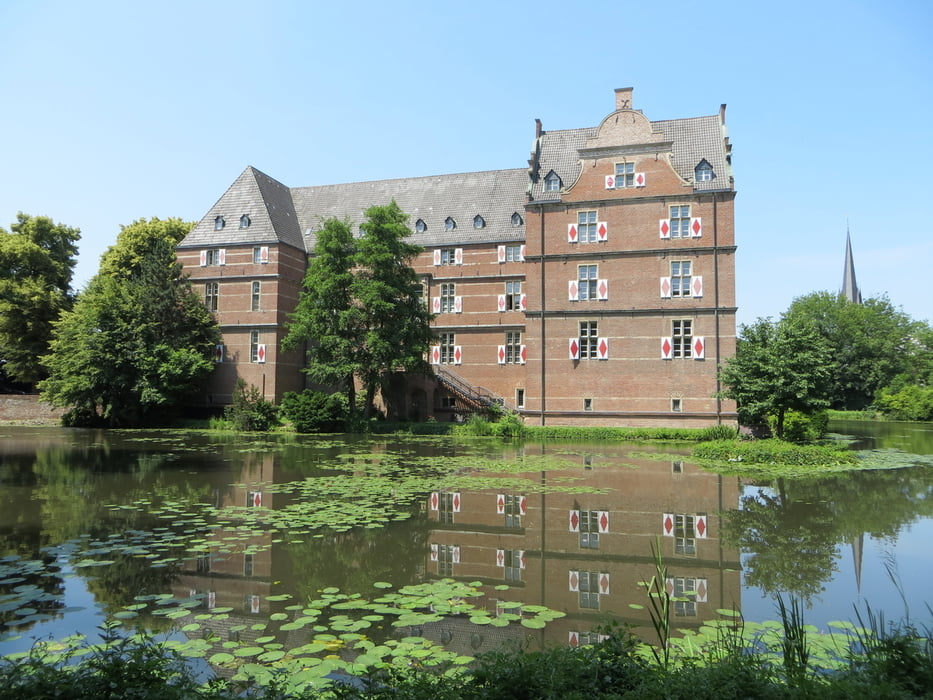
[177, 88, 738, 427]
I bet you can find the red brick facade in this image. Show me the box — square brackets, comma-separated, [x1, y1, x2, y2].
[179, 88, 737, 427]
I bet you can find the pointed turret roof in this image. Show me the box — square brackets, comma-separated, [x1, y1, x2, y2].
[178, 166, 304, 251]
[841, 228, 862, 304]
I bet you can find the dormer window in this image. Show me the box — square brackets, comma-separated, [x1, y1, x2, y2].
[445, 217, 456, 231]
[214, 216, 225, 231]
[695, 160, 715, 182]
[415, 219, 427, 233]
[543, 171, 561, 192]
[473, 215, 485, 229]
[240, 214, 251, 228]
[511, 212, 524, 226]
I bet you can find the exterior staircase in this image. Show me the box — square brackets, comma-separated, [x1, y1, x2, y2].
[433, 366, 512, 414]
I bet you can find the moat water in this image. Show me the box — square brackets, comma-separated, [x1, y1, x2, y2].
[0, 421, 930, 663]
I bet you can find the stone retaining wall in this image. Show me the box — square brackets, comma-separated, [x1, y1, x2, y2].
[0, 394, 62, 423]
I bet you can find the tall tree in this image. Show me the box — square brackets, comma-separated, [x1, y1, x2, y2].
[282, 218, 359, 410]
[783, 292, 914, 410]
[718, 317, 833, 438]
[352, 201, 433, 418]
[39, 218, 219, 426]
[0, 213, 80, 386]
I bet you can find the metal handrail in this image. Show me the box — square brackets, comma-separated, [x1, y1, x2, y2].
[434, 366, 514, 412]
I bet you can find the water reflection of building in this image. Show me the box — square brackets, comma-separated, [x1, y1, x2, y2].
[424, 449, 741, 650]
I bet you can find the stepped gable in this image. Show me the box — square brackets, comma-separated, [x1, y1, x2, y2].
[290, 168, 529, 251]
[178, 166, 303, 250]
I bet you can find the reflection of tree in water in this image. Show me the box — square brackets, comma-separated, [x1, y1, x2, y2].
[284, 506, 429, 602]
[723, 468, 933, 603]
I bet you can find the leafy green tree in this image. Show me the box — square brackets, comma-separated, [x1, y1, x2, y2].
[352, 201, 434, 418]
[718, 317, 833, 438]
[39, 218, 219, 426]
[224, 378, 279, 431]
[0, 213, 80, 385]
[285, 203, 433, 420]
[282, 217, 359, 409]
[783, 292, 915, 410]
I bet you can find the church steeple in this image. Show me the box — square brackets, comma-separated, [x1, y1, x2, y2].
[841, 226, 862, 304]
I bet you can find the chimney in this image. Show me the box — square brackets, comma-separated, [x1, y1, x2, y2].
[615, 87, 633, 111]
[535, 118, 542, 139]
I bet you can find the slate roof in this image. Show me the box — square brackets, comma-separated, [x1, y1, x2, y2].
[655, 114, 733, 192]
[291, 169, 530, 251]
[179, 167, 304, 250]
[530, 111, 732, 201]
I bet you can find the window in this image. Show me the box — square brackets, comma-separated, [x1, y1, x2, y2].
[695, 160, 715, 182]
[505, 244, 523, 262]
[671, 398, 683, 413]
[505, 280, 522, 310]
[670, 205, 691, 238]
[579, 510, 600, 549]
[503, 494, 522, 528]
[675, 514, 697, 556]
[436, 543, 456, 576]
[253, 246, 269, 264]
[504, 331, 522, 364]
[511, 212, 523, 226]
[578, 264, 598, 300]
[444, 217, 456, 231]
[418, 277, 428, 306]
[440, 283, 456, 313]
[439, 332, 455, 364]
[244, 553, 254, 577]
[240, 214, 251, 228]
[250, 330, 261, 363]
[440, 396, 457, 409]
[503, 549, 522, 581]
[672, 460, 684, 473]
[544, 171, 561, 192]
[577, 210, 598, 243]
[251, 281, 261, 311]
[204, 282, 219, 312]
[439, 248, 458, 265]
[196, 553, 211, 573]
[671, 261, 692, 297]
[516, 388, 525, 408]
[415, 219, 427, 233]
[673, 320, 693, 358]
[614, 162, 635, 188]
[579, 321, 598, 359]
[583, 398, 593, 412]
[204, 249, 219, 265]
[214, 216, 225, 230]
[437, 493, 456, 525]
[473, 215, 485, 229]
[579, 571, 600, 609]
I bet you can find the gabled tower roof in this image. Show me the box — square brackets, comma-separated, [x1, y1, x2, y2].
[841, 228, 862, 304]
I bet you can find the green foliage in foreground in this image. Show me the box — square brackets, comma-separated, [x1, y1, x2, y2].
[224, 379, 279, 431]
[520, 423, 739, 442]
[3, 619, 932, 699]
[694, 439, 860, 468]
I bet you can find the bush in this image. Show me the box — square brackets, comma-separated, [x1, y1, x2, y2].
[223, 379, 278, 431]
[279, 390, 348, 433]
[875, 384, 933, 422]
[768, 410, 828, 443]
[694, 439, 859, 466]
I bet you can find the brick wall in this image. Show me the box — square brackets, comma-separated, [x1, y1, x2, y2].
[0, 395, 62, 423]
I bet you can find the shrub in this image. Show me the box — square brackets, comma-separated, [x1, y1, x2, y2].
[693, 439, 859, 466]
[279, 390, 347, 433]
[224, 379, 278, 431]
[489, 411, 525, 438]
[876, 385, 933, 422]
[768, 410, 828, 443]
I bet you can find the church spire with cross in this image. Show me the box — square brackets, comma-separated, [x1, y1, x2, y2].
[841, 225, 862, 304]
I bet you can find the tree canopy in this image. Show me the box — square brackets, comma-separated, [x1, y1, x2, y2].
[718, 317, 833, 438]
[39, 218, 219, 426]
[284, 202, 433, 419]
[0, 213, 81, 386]
[783, 292, 916, 410]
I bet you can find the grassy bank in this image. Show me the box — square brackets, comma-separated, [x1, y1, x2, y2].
[693, 439, 860, 468]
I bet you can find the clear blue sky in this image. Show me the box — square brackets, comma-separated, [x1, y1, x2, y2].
[1, 0, 930, 327]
